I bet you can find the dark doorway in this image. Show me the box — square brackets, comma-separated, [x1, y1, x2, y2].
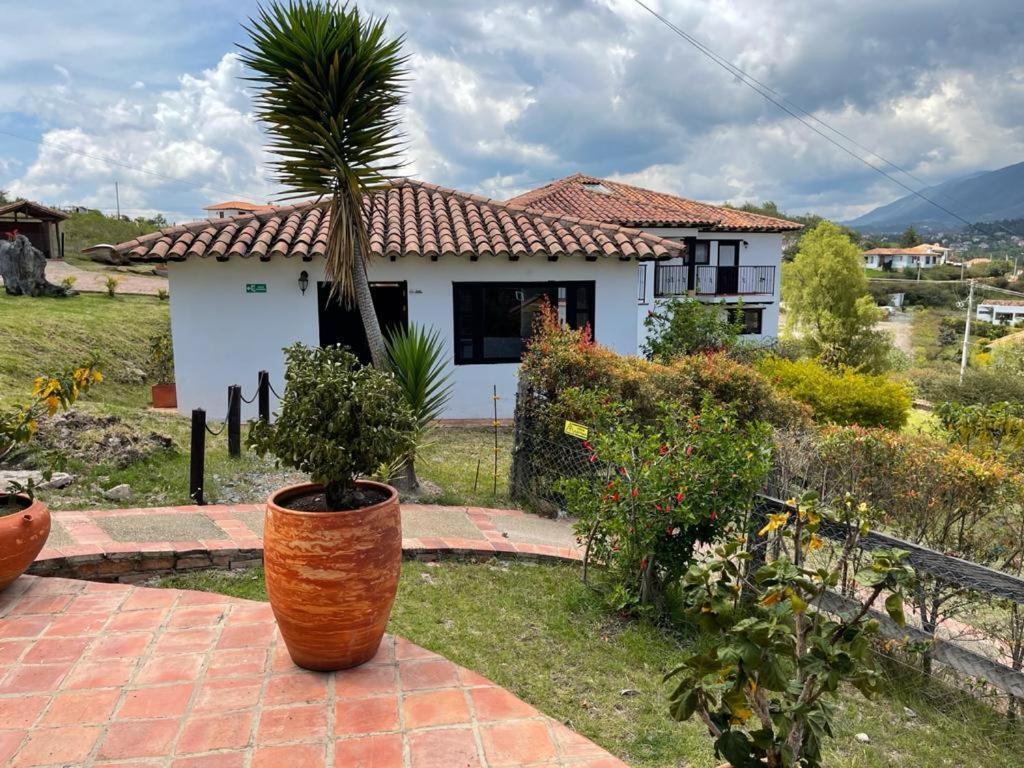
[318, 281, 408, 364]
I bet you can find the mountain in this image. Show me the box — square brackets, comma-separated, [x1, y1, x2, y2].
[846, 160, 1024, 233]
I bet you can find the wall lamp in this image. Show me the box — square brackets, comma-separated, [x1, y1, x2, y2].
[298, 270, 309, 295]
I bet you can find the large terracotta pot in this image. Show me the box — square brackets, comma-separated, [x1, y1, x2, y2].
[151, 383, 177, 408]
[0, 495, 51, 591]
[263, 481, 402, 671]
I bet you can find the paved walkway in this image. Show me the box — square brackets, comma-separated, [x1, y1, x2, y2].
[34, 504, 581, 581]
[0, 575, 623, 767]
[45, 260, 168, 295]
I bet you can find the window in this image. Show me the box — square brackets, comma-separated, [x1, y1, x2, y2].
[453, 282, 595, 364]
[727, 307, 763, 335]
[717, 241, 740, 267]
[691, 240, 710, 265]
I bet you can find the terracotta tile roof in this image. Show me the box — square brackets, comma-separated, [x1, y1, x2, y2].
[506, 173, 802, 232]
[203, 200, 268, 211]
[863, 244, 947, 256]
[979, 299, 1024, 307]
[87, 179, 684, 264]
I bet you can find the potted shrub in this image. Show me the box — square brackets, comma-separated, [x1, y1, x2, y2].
[249, 343, 416, 670]
[1, 364, 102, 590]
[147, 330, 176, 408]
[666, 494, 916, 768]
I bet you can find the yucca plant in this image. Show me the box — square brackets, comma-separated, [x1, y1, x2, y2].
[385, 324, 453, 490]
[240, 0, 408, 368]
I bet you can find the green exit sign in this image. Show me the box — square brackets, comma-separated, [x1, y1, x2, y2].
[245, 283, 267, 294]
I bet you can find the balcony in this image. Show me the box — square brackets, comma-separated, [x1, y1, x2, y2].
[653, 264, 776, 298]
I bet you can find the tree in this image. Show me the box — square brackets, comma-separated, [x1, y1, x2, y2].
[899, 224, 922, 247]
[241, 1, 408, 368]
[782, 221, 892, 372]
[641, 298, 740, 362]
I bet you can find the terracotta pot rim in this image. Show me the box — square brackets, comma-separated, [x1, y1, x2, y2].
[268, 480, 398, 516]
[0, 493, 44, 518]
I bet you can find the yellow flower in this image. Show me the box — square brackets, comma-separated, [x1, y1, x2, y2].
[758, 511, 789, 536]
[31, 376, 45, 396]
[760, 590, 784, 606]
[45, 395, 60, 416]
[26, 420, 38, 435]
[91, 370, 104, 383]
[857, 502, 869, 513]
[806, 533, 824, 551]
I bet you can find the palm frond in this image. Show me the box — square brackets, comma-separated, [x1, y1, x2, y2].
[239, 1, 409, 302]
[385, 324, 454, 430]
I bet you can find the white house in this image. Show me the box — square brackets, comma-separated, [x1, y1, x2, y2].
[203, 201, 270, 219]
[977, 299, 1024, 326]
[863, 243, 949, 271]
[507, 175, 802, 349]
[88, 180, 682, 419]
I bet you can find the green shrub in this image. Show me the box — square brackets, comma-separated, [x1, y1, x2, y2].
[913, 365, 1024, 405]
[146, 331, 175, 384]
[248, 343, 416, 509]
[558, 400, 772, 613]
[642, 298, 739, 362]
[520, 306, 810, 441]
[757, 356, 912, 429]
[105, 275, 119, 297]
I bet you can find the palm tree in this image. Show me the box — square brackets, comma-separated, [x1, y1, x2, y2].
[240, 0, 408, 368]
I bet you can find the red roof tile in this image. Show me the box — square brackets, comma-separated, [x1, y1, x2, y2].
[87, 179, 684, 263]
[506, 173, 802, 232]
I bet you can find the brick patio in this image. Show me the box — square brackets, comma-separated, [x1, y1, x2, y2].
[0, 574, 625, 767]
[30, 504, 582, 583]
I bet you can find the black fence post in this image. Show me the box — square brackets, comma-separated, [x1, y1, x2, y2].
[258, 370, 270, 422]
[228, 385, 241, 458]
[189, 408, 205, 506]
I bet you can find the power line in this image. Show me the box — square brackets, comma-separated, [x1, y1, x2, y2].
[629, 0, 1023, 239]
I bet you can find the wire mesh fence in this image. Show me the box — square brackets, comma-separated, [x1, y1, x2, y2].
[509, 383, 1024, 742]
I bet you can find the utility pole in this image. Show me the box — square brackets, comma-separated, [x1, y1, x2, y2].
[959, 279, 975, 386]
[114, 181, 121, 219]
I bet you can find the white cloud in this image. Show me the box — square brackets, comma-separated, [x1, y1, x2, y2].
[6, 54, 276, 222]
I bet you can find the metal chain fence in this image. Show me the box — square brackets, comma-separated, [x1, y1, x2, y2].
[509, 383, 1024, 745]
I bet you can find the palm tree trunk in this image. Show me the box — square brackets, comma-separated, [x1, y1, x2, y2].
[352, 241, 388, 368]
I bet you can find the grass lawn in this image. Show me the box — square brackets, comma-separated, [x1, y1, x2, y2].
[1, 291, 511, 510]
[162, 561, 1024, 768]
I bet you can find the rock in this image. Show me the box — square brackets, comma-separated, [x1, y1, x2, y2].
[420, 573, 436, 585]
[855, 733, 871, 744]
[0, 469, 43, 489]
[41, 472, 75, 489]
[103, 483, 133, 501]
[619, 688, 640, 697]
[904, 707, 917, 719]
[0, 235, 72, 296]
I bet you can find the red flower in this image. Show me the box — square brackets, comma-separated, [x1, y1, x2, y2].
[659, 444, 668, 455]
[685, 445, 694, 457]
[710, 510, 717, 521]
[676, 492, 684, 502]
[607, 481, 615, 490]
[631, 487, 639, 498]
[583, 440, 593, 451]
[655, 503, 662, 511]
[589, 454, 597, 463]
[612, 492, 619, 502]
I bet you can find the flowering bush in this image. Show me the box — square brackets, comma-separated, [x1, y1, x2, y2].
[667, 494, 916, 768]
[519, 306, 810, 441]
[558, 400, 772, 612]
[1, 364, 103, 499]
[642, 297, 740, 362]
[757, 355, 911, 429]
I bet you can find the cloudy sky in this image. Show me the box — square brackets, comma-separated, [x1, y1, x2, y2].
[2, 0, 1022, 224]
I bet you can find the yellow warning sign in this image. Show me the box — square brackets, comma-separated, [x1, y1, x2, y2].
[564, 420, 589, 440]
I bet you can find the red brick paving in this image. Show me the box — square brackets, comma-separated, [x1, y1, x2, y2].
[30, 504, 582, 584]
[0, 575, 627, 767]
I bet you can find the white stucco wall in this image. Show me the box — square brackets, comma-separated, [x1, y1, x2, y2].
[167, 255, 639, 420]
[635, 231, 783, 350]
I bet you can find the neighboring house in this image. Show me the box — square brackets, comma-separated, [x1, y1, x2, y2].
[863, 243, 949, 271]
[505, 174, 802, 348]
[977, 299, 1024, 326]
[0, 200, 68, 259]
[203, 201, 269, 219]
[87, 179, 681, 419]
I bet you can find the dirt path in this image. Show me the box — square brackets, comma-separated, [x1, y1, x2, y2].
[878, 310, 914, 354]
[45, 260, 168, 296]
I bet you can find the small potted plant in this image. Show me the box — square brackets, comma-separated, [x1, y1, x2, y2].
[147, 330, 176, 408]
[1, 364, 102, 590]
[666, 493, 915, 768]
[249, 343, 416, 670]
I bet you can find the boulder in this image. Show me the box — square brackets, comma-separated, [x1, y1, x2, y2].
[0, 235, 73, 296]
[103, 483, 134, 501]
